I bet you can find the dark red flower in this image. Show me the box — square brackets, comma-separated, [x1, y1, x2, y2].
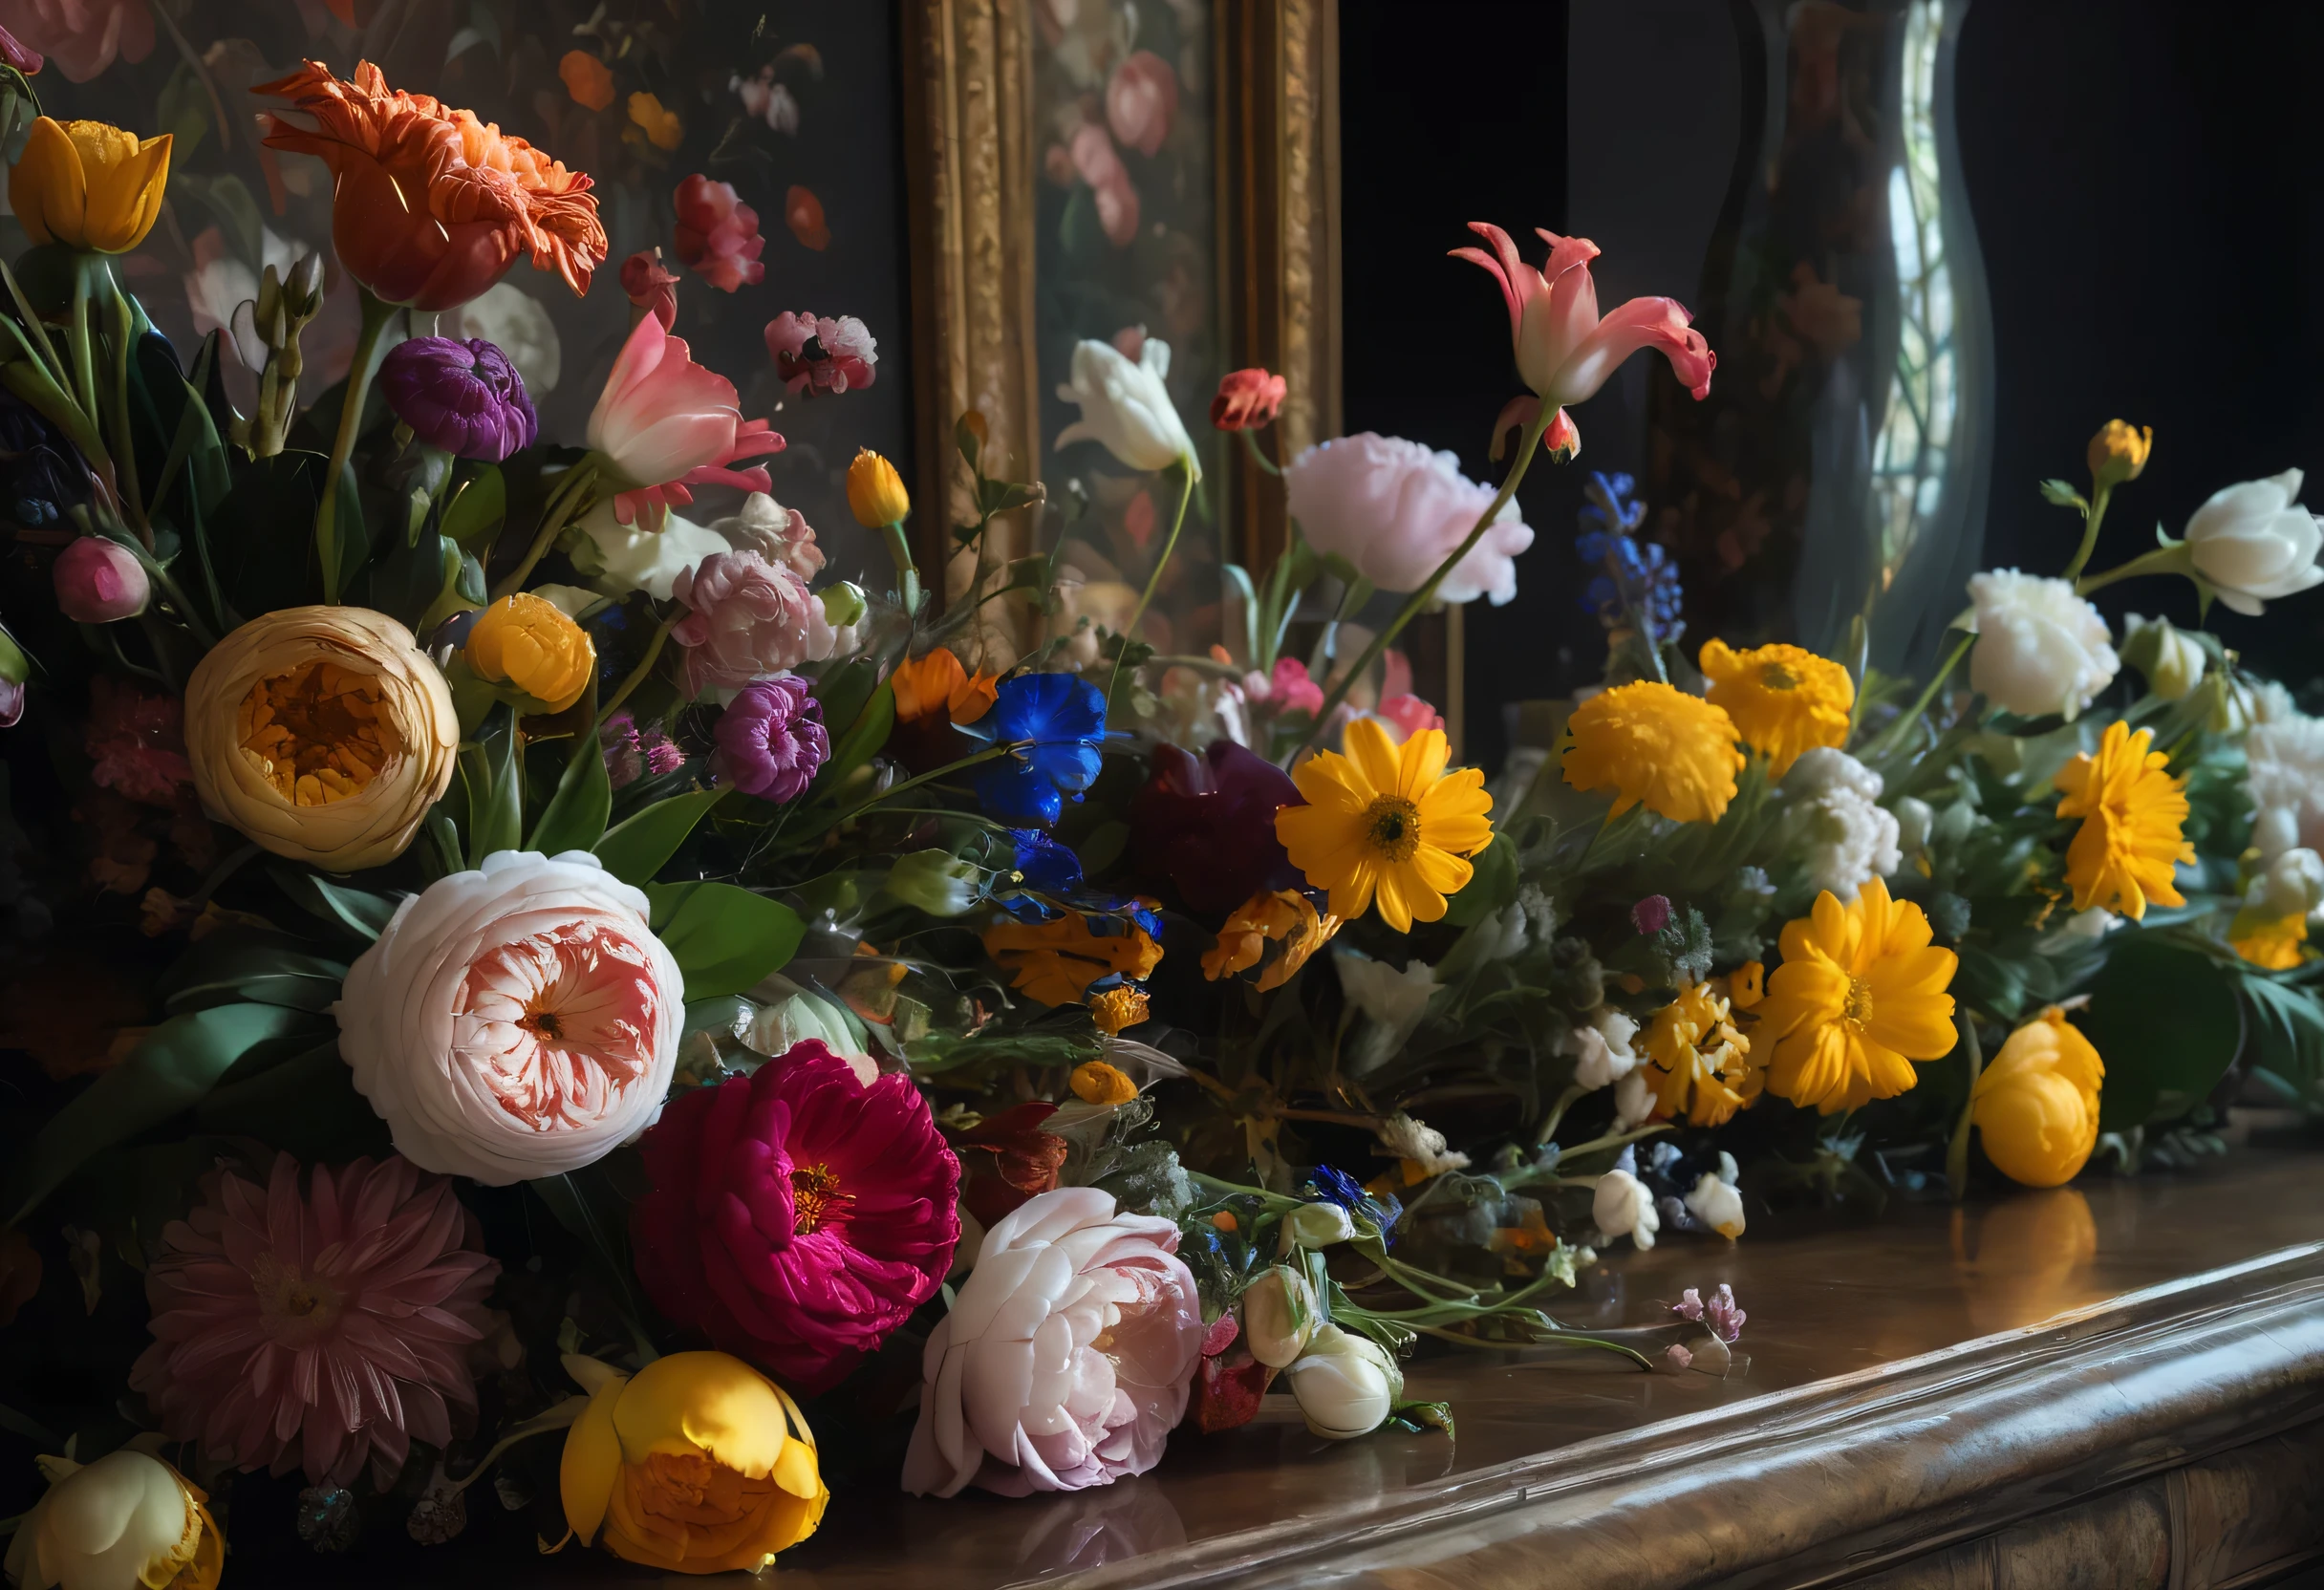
[619, 248, 678, 329]
[955, 1101, 1068, 1227]
[1130, 740, 1303, 917]
[1189, 1349, 1272, 1432]
[1211, 367, 1286, 432]
[672, 174, 766, 292]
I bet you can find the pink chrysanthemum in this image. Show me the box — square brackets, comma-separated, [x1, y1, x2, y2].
[131, 1154, 500, 1490]
[633, 1041, 960, 1393]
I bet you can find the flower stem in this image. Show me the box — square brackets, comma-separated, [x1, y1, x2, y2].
[823, 742, 1012, 833]
[1298, 403, 1558, 754]
[2059, 483, 2113, 585]
[102, 278, 147, 544]
[1945, 1010, 1985, 1201]
[879, 520, 921, 617]
[1862, 630, 1973, 762]
[2075, 541, 2194, 598]
[1240, 426, 1283, 477]
[494, 461, 600, 601]
[1108, 457, 1197, 700]
[597, 612, 675, 725]
[1534, 1084, 1585, 1147]
[317, 289, 399, 604]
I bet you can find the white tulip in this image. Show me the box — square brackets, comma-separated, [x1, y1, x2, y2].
[5, 1451, 217, 1590]
[1592, 1168, 1660, 1250]
[1053, 337, 1199, 478]
[1684, 1171, 1746, 1239]
[1964, 570, 2120, 720]
[2184, 469, 2324, 616]
[1280, 1324, 1404, 1440]
[1241, 1264, 1319, 1368]
[2120, 612, 2207, 700]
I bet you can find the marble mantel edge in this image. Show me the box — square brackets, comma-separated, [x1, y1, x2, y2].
[1031, 1242, 2324, 1590]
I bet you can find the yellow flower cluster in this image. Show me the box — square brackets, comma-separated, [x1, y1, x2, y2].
[2054, 720, 2192, 920]
[1641, 980, 1760, 1127]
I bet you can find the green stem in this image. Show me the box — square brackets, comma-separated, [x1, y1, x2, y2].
[1863, 630, 1973, 760]
[1299, 403, 1558, 753]
[493, 461, 599, 601]
[1108, 458, 1196, 700]
[597, 613, 674, 724]
[1408, 1322, 1655, 1370]
[1946, 1011, 1985, 1201]
[823, 742, 1011, 833]
[317, 289, 399, 604]
[68, 269, 98, 434]
[2059, 483, 2113, 585]
[879, 520, 920, 616]
[1240, 426, 1283, 477]
[99, 281, 148, 542]
[1533, 1084, 1585, 1148]
[2075, 542, 2194, 598]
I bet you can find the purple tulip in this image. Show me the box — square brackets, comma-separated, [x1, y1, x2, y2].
[378, 336, 539, 462]
[713, 675, 828, 803]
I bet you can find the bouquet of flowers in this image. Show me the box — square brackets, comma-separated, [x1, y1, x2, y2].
[4, 39, 2322, 1585]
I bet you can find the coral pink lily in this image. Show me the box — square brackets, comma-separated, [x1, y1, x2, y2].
[587, 311, 785, 526]
[1453, 224, 1716, 409]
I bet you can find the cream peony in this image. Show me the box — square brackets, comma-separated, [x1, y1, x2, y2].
[335, 850, 684, 1184]
[1284, 433, 1534, 605]
[5, 1450, 221, 1590]
[2183, 470, 2324, 616]
[1963, 570, 2119, 720]
[1280, 1324, 1403, 1440]
[903, 1186, 1203, 1496]
[183, 605, 458, 871]
[1053, 337, 1199, 478]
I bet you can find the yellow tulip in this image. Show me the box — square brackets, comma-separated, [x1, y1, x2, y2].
[560, 1351, 827, 1574]
[1971, 1007, 2104, 1188]
[10, 118, 172, 254]
[465, 592, 595, 714]
[846, 447, 910, 527]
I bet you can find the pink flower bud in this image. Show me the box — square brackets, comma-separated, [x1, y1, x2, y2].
[54, 537, 149, 623]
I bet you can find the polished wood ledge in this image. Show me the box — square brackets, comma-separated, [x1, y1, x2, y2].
[765, 1144, 2324, 1590]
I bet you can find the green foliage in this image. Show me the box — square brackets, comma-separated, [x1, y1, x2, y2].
[268, 865, 399, 942]
[155, 926, 349, 1014]
[530, 693, 614, 856]
[595, 787, 725, 885]
[645, 881, 806, 999]
[2237, 968, 2324, 1116]
[463, 702, 523, 866]
[1443, 834, 1519, 928]
[2082, 932, 2244, 1129]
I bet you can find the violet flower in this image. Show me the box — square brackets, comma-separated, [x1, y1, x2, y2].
[713, 675, 828, 802]
[1671, 1283, 1746, 1343]
[378, 336, 538, 462]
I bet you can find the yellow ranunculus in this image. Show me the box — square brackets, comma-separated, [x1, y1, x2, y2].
[1070, 1056, 1138, 1101]
[184, 605, 460, 870]
[465, 592, 595, 713]
[1972, 1006, 2103, 1188]
[5, 1450, 223, 1590]
[1560, 679, 1744, 825]
[560, 1351, 827, 1575]
[1696, 639, 1854, 780]
[11, 118, 173, 254]
[2086, 419, 2152, 491]
[847, 447, 911, 528]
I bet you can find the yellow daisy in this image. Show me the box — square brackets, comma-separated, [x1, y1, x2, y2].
[2053, 720, 2193, 920]
[1757, 878, 1959, 1114]
[1276, 720, 1494, 934]
[1642, 980, 1761, 1126]
[2230, 908, 2307, 971]
[1560, 680, 1743, 823]
[1697, 639, 1854, 779]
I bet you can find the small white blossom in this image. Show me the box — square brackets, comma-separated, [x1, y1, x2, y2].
[2251, 847, 2324, 919]
[1563, 1007, 1640, 1090]
[2036, 907, 2117, 956]
[1891, 794, 1934, 854]
[2122, 612, 2207, 700]
[1684, 1171, 1746, 1239]
[2248, 708, 2324, 860]
[1613, 1067, 1656, 1131]
[1592, 1169, 1660, 1251]
[1375, 1113, 1470, 1176]
[1781, 748, 1902, 897]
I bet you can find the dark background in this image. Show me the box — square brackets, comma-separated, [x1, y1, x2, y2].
[1340, 0, 2324, 775]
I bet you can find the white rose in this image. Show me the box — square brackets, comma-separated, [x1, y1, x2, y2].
[5, 1450, 219, 1590]
[1280, 1324, 1404, 1440]
[1240, 1264, 1319, 1368]
[2184, 470, 2324, 616]
[1684, 1171, 1746, 1239]
[1564, 1007, 1639, 1090]
[1054, 337, 1199, 477]
[1964, 570, 2119, 720]
[335, 850, 683, 1184]
[1592, 1167, 1660, 1250]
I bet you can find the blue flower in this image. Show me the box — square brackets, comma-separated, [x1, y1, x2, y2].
[1011, 829, 1085, 894]
[1306, 1165, 1403, 1245]
[969, 673, 1108, 827]
[1575, 473, 1683, 640]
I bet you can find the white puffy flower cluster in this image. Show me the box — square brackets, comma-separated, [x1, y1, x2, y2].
[2247, 702, 2324, 861]
[1779, 748, 1902, 898]
[2246, 846, 2324, 923]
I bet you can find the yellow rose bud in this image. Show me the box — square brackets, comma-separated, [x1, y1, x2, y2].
[184, 605, 460, 871]
[560, 1350, 827, 1574]
[10, 117, 173, 254]
[1069, 1055, 1139, 1102]
[2086, 419, 2152, 492]
[847, 447, 911, 527]
[465, 592, 595, 714]
[5, 1450, 224, 1590]
[1971, 1007, 2104, 1187]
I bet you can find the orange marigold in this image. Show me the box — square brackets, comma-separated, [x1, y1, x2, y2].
[259, 59, 608, 311]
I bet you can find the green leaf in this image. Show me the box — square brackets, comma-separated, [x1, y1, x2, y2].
[2237, 969, 2324, 1116]
[530, 707, 613, 855]
[954, 411, 983, 469]
[269, 865, 400, 941]
[2038, 479, 2088, 512]
[156, 927, 348, 1014]
[645, 881, 805, 999]
[1442, 834, 1519, 927]
[195, 1042, 392, 1161]
[464, 704, 523, 867]
[441, 465, 506, 550]
[156, 61, 211, 153]
[594, 787, 724, 885]
[5, 1004, 317, 1223]
[814, 680, 894, 797]
[2083, 934, 2244, 1129]
[331, 457, 372, 592]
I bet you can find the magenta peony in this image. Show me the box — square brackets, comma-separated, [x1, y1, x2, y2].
[903, 1186, 1203, 1496]
[633, 1041, 959, 1393]
[1284, 432, 1536, 606]
[671, 549, 814, 695]
[130, 1153, 500, 1489]
[713, 675, 828, 802]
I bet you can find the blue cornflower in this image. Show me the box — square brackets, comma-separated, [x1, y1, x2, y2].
[967, 673, 1108, 827]
[1306, 1165, 1404, 1244]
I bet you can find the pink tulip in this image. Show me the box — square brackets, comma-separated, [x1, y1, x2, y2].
[54, 536, 149, 623]
[586, 312, 785, 526]
[1106, 51, 1177, 158]
[1452, 223, 1715, 407]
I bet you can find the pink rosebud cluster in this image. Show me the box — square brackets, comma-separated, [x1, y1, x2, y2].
[672, 174, 766, 292]
[670, 549, 814, 695]
[764, 312, 878, 397]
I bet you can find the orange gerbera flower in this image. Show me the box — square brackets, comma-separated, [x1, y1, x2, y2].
[259, 60, 608, 311]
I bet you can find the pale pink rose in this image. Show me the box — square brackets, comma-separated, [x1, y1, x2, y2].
[1284, 433, 1535, 605]
[670, 549, 814, 695]
[1247, 656, 1323, 717]
[4, 0, 152, 81]
[904, 1187, 1202, 1496]
[1105, 51, 1177, 157]
[1453, 223, 1715, 406]
[334, 849, 683, 1185]
[1068, 123, 1140, 247]
[1375, 693, 1444, 742]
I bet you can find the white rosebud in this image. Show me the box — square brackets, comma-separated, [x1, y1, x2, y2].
[1964, 570, 2120, 720]
[2184, 470, 2324, 616]
[1241, 1264, 1319, 1368]
[1053, 337, 1199, 477]
[1280, 1324, 1404, 1440]
[1283, 1200, 1357, 1251]
[1892, 795, 1934, 853]
[2121, 612, 2207, 700]
[1684, 1171, 1746, 1239]
[1592, 1168, 1660, 1251]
